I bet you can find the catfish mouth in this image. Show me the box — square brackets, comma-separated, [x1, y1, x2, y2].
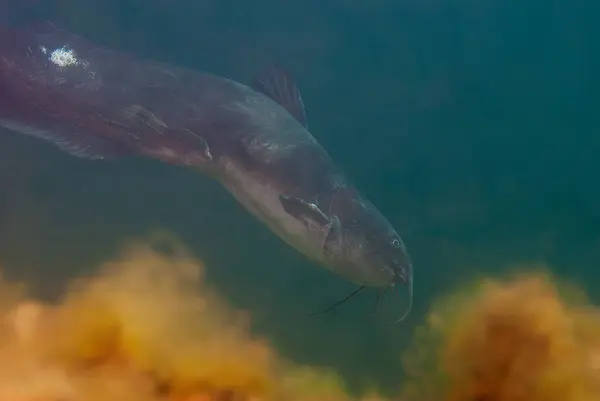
[346, 263, 397, 288]
[392, 264, 410, 285]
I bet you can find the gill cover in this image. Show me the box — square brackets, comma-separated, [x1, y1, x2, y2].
[323, 215, 343, 258]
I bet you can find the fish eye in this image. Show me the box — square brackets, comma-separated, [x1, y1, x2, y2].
[391, 238, 401, 248]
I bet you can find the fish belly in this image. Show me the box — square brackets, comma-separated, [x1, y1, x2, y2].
[220, 163, 325, 263]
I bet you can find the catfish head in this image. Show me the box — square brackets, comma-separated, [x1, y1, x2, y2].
[279, 186, 411, 288]
[322, 186, 411, 289]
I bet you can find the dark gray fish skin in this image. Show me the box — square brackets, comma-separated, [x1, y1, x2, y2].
[0, 22, 412, 293]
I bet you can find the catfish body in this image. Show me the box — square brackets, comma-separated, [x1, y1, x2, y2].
[0, 22, 413, 299]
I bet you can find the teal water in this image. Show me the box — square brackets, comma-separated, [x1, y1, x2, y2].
[0, 0, 598, 395]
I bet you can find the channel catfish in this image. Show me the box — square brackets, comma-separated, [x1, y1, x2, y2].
[0, 21, 413, 320]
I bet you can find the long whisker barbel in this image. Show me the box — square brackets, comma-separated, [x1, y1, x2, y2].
[389, 270, 413, 324]
[308, 285, 365, 316]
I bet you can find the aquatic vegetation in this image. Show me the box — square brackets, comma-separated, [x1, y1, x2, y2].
[0, 237, 388, 401]
[401, 269, 600, 401]
[1, 234, 600, 401]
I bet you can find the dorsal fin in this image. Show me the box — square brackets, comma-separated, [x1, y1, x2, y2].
[253, 65, 308, 129]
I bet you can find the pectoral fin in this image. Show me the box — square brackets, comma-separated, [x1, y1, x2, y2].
[116, 105, 213, 166]
[121, 104, 168, 134]
[279, 195, 329, 226]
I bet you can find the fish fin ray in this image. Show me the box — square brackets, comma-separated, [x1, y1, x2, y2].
[279, 195, 329, 226]
[121, 104, 168, 135]
[178, 128, 213, 164]
[117, 105, 213, 166]
[253, 65, 308, 129]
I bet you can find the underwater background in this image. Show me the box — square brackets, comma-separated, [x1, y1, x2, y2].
[0, 0, 598, 397]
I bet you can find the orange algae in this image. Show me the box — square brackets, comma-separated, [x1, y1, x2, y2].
[401, 270, 600, 401]
[0, 237, 386, 401]
[3, 234, 600, 401]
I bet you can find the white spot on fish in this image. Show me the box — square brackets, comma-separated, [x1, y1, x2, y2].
[49, 47, 80, 68]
